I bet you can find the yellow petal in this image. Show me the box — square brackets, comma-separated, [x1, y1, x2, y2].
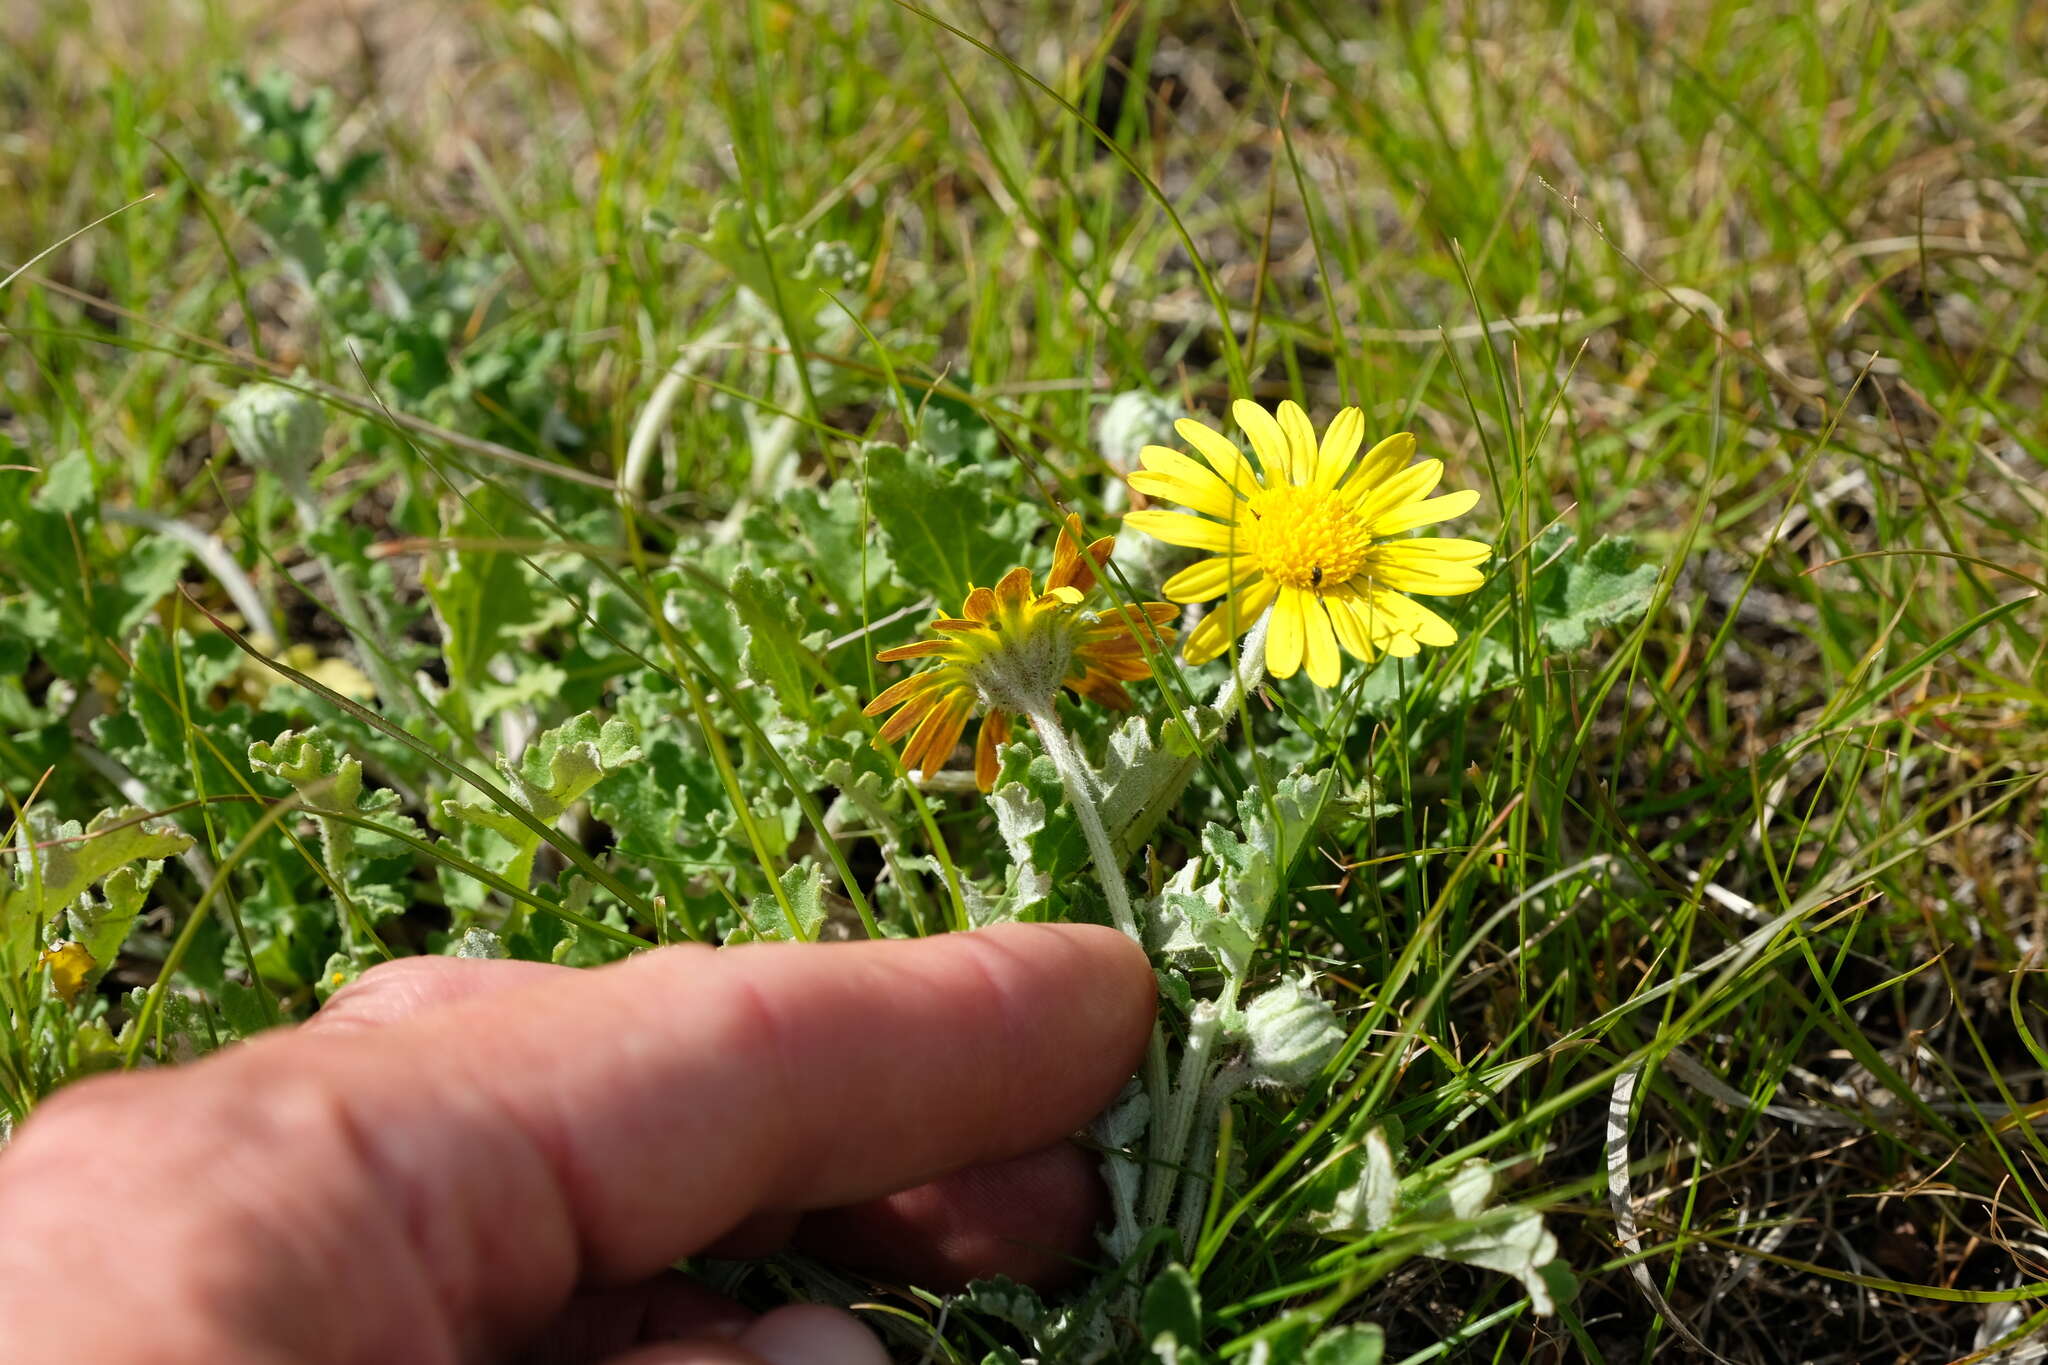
[1312, 407, 1365, 492]
[1182, 577, 1276, 665]
[1175, 418, 1264, 495]
[1135, 445, 1247, 517]
[1368, 488, 1480, 536]
[1366, 540, 1491, 595]
[1326, 595, 1379, 662]
[1351, 457, 1444, 523]
[1380, 590, 1459, 646]
[1123, 509, 1243, 553]
[1233, 400, 1295, 485]
[1341, 432, 1418, 496]
[1403, 536, 1492, 564]
[1130, 471, 1232, 519]
[1300, 593, 1341, 688]
[1276, 400, 1318, 485]
[1267, 585, 1307, 678]
[1342, 591, 1420, 657]
[1161, 555, 1250, 604]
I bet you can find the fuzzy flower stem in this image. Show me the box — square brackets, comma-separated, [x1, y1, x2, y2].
[1175, 1059, 1252, 1257]
[1023, 704, 1138, 941]
[1215, 609, 1275, 725]
[1142, 974, 1241, 1235]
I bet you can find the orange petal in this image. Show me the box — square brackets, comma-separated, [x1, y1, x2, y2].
[993, 565, 1034, 608]
[1075, 650, 1152, 681]
[1067, 672, 1135, 709]
[875, 638, 958, 662]
[862, 671, 941, 716]
[902, 693, 970, 776]
[1048, 515, 1085, 589]
[874, 685, 948, 744]
[973, 710, 1013, 792]
[961, 586, 998, 622]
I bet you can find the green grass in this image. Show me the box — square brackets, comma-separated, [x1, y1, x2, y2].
[4, 1, 2047, 1360]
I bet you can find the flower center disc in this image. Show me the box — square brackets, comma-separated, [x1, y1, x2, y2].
[1245, 486, 1371, 591]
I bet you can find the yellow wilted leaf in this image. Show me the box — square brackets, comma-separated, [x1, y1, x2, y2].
[37, 941, 95, 1004]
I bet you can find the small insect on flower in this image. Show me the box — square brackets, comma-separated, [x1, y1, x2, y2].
[864, 515, 1178, 791]
[1124, 400, 1491, 688]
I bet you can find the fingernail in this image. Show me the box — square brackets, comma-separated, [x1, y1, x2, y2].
[737, 1304, 891, 1365]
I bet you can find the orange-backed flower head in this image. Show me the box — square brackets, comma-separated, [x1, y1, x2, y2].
[864, 515, 1178, 791]
[1124, 400, 1491, 688]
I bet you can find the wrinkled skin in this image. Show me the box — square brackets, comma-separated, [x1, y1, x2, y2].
[0, 923, 1155, 1364]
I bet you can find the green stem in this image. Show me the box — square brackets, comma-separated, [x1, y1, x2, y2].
[282, 481, 410, 714]
[1114, 611, 1273, 862]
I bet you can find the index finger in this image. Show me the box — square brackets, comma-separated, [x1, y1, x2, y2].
[0, 922, 1154, 1363]
[364, 921, 1156, 1272]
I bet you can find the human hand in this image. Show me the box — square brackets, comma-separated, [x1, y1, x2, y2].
[0, 923, 1154, 1363]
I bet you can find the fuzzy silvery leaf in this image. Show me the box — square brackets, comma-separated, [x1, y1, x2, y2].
[1307, 1129, 1565, 1315]
[864, 443, 1028, 606]
[1094, 716, 1179, 851]
[953, 1275, 1051, 1339]
[437, 711, 642, 893]
[1147, 767, 1329, 977]
[3, 807, 192, 968]
[782, 480, 898, 621]
[670, 200, 862, 345]
[734, 861, 826, 942]
[1353, 526, 1655, 719]
[1409, 1159, 1564, 1313]
[1162, 868, 1254, 977]
[249, 727, 418, 928]
[469, 662, 569, 728]
[1243, 976, 1346, 1088]
[916, 395, 1000, 466]
[93, 627, 255, 819]
[1145, 859, 1212, 961]
[30, 449, 93, 516]
[421, 488, 569, 730]
[1304, 1324, 1385, 1365]
[1311, 1128, 1399, 1235]
[730, 564, 824, 721]
[60, 860, 159, 995]
[2, 810, 187, 994]
[452, 927, 508, 959]
[1140, 1265, 1202, 1360]
[1534, 529, 1659, 653]
[507, 713, 643, 823]
[987, 778, 1055, 919]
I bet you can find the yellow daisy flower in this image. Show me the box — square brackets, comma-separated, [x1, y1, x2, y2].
[864, 516, 1178, 791]
[1123, 400, 1490, 688]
